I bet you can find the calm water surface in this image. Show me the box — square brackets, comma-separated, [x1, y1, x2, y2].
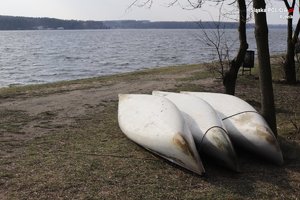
[0, 29, 286, 87]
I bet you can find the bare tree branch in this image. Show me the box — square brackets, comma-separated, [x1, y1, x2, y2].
[128, 0, 153, 9]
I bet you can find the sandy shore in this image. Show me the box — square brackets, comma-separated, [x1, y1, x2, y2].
[0, 64, 211, 143]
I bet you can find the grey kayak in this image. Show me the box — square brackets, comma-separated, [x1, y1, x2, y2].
[118, 94, 205, 175]
[153, 91, 239, 171]
[182, 92, 284, 165]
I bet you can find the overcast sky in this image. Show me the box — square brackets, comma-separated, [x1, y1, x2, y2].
[0, 0, 297, 24]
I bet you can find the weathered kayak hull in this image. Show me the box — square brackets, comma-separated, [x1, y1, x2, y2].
[182, 92, 283, 165]
[152, 91, 238, 171]
[118, 94, 205, 175]
[201, 127, 239, 171]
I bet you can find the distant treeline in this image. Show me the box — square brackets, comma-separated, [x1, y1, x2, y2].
[103, 20, 286, 29]
[103, 20, 244, 29]
[0, 15, 286, 30]
[0, 15, 108, 30]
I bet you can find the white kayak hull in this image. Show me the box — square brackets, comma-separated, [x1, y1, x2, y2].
[153, 91, 238, 171]
[118, 94, 205, 175]
[182, 92, 284, 165]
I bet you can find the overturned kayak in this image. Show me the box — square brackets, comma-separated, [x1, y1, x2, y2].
[153, 91, 238, 171]
[118, 94, 205, 175]
[182, 92, 284, 165]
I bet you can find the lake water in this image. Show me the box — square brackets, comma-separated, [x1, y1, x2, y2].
[0, 29, 286, 87]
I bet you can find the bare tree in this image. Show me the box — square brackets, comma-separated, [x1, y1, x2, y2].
[196, 6, 234, 79]
[223, 0, 248, 95]
[131, 0, 248, 95]
[253, 0, 277, 135]
[131, 0, 278, 135]
[282, 0, 299, 84]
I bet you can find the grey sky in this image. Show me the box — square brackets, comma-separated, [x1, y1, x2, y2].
[0, 0, 297, 24]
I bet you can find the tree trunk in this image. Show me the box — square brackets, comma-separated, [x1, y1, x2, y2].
[293, 18, 300, 45]
[284, 16, 297, 84]
[253, 0, 277, 136]
[223, 0, 248, 95]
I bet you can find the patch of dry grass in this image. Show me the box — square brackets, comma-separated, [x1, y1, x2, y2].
[0, 60, 300, 199]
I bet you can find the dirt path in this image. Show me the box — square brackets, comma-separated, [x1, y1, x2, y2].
[0, 66, 211, 149]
